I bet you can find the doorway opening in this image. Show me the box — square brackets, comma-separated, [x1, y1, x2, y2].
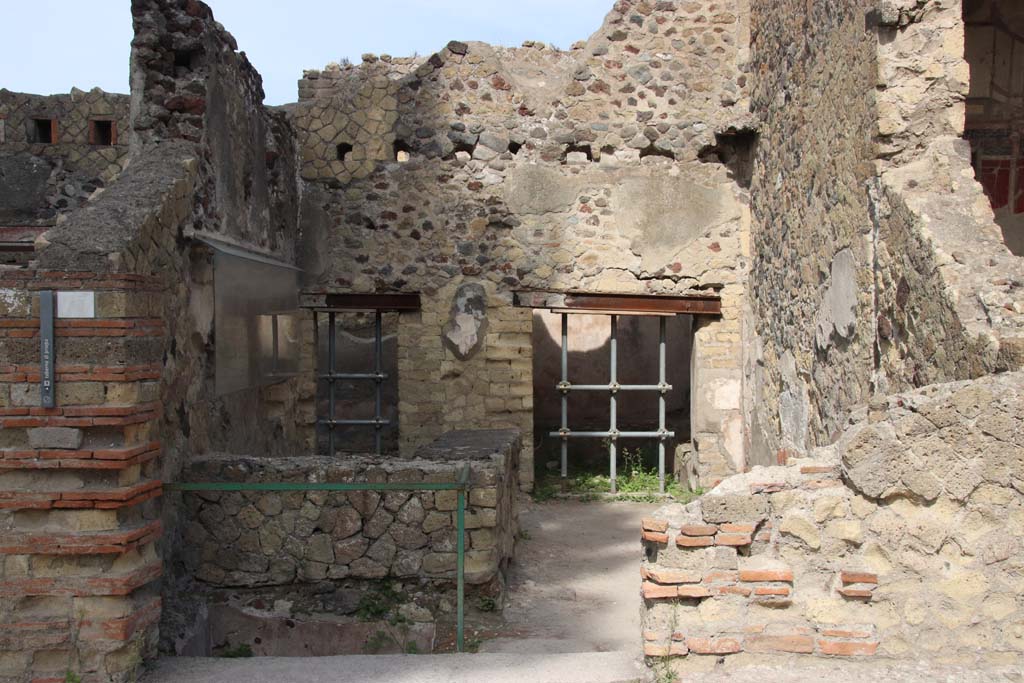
[963, 0, 1024, 254]
[517, 291, 721, 499]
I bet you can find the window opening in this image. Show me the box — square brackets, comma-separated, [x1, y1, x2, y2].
[30, 118, 55, 144]
[309, 293, 420, 456]
[89, 120, 115, 146]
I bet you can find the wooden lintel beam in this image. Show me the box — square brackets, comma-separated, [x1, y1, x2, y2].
[300, 292, 422, 312]
[514, 290, 722, 316]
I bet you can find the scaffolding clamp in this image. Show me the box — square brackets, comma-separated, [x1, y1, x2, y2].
[556, 381, 571, 393]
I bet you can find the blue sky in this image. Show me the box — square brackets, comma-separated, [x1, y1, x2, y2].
[2, 1, 612, 105]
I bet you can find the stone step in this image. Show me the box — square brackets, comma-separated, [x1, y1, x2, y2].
[143, 651, 648, 683]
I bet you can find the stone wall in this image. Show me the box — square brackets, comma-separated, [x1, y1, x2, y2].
[745, 0, 879, 461]
[639, 370, 1024, 671]
[746, 0, 1024, 462]
[129, 0, 300, 257]
[163, 430, 519, 654]
[0, 1, 313, 678]
[0, 89, 130, 263]
[294, 0, 756, 488]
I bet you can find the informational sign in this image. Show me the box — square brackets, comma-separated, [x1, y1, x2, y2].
[39, 290, 55, 408]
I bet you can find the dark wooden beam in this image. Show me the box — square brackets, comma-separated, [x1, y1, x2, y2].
[514, 290, 722, 316]
[301, 292, 422, 312]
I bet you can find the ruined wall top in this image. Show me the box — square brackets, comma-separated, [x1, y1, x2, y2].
[128, 0, 300, 261]
[0, 88, 130, 234]
[293, 0, 752, 185]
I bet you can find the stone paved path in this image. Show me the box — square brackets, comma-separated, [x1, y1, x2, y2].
[477, 497, 660, 655]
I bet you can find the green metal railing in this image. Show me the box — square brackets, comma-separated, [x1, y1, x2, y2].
[164, 463, 471, 652]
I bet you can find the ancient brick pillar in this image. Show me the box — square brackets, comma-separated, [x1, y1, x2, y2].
[0, 271, 164, 683]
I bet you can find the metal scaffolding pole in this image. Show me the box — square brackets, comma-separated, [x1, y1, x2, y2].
[374, 310, 383, 455]
[658, 316, 667, 493]
[327, 311, 336, 456]
[560, 313, 568, 480]
[609, 315, 618, 495]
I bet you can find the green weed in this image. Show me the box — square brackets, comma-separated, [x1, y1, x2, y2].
[218, 643, 253, 658]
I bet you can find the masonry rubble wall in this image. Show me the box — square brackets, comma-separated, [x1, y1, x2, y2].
[294, 0, 756, 488]
[746, 0, 1024, 464]
[639, 0, 1024, 673]
[161, 429, 519, 654]
[0, 89, 131, 265]
[179, 431, 517, 588]
[639, 370, 1024, 671]
[0, 0, 311, 679]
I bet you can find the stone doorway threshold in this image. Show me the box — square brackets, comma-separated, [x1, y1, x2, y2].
[142, 499, 656, 683]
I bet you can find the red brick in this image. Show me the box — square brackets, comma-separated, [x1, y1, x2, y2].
[676, 585, 712, 598]
[0, 520, 161, 555]
[685, 637, 741, 655]
[80, 597, 160, 641]
[679, 524, 717, 536]
[60, 480, 161, 503]
[647, 569, 701, 585]
[676, 535, 714, 548]
[642, 581, 678, 599]
[643, 642, 670, 657]
[642, 518, 669, 533]
[739, 569, 793, 583]
[821, 628, 873, 639]
[0, 561, 161, 597]
[800, 466, 834, 474]
[754, 586, 791, 597]
[817, 639, 879, 656]
[840, 571, 878, 585]
[838, 588, 874, 599]
[744, 634, 814, 654]
[715, 585, 752, 597]
[719, 523, 755, 534]
[642, 531, 669, 544]
[702, 570, 738, 583]
[715, 533, 752, 546]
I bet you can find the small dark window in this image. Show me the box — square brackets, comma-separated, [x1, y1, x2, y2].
[508, 141, 522, 155]
[90, 120, 115, 146]
[562, 143, 593, 163]
[30, 119, 55, 144]
[173, 49, 200, 71]
[336, 142, 354, 161]
[393, 139, 412, 162]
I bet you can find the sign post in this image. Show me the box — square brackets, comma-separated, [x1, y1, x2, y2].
[40, 290, 55, 408]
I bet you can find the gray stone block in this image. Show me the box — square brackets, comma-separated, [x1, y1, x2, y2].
[27, 427, 83, 450]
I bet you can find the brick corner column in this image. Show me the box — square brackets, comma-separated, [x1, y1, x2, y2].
[0, 270, 165, 683]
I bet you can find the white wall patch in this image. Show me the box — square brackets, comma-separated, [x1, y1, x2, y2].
[57, 291, 96, 319]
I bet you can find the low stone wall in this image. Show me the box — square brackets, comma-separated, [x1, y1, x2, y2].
[160, 430, 519, 654]
[178, 430, 518, 588]
[640, 372, 1024, 672]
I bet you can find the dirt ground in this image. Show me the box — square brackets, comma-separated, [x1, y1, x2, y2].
[469, 496, 659, 655]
